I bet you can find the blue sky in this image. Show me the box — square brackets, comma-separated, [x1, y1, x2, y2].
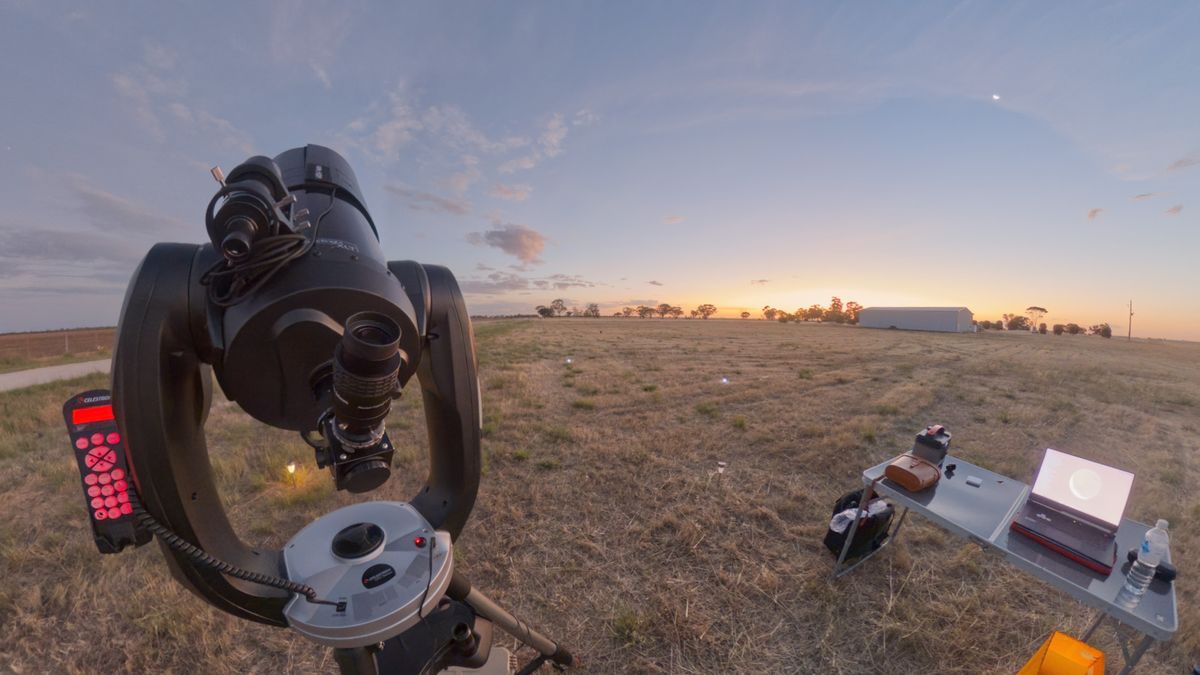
[2, 1, 1198, 338]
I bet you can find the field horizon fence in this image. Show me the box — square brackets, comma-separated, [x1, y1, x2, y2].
[0, 328, 116, 361]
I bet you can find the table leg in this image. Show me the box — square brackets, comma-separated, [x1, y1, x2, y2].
[1117, 634, 1154, 675]
[1081, 610, 1105, 641]
[1082, 611, 1155, 674]
[832, 494, 870, 579]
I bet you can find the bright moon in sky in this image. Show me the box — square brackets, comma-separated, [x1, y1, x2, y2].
[992, 93, 1001, 100]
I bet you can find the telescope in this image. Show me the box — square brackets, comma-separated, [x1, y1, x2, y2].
[64, 145, 574, 674]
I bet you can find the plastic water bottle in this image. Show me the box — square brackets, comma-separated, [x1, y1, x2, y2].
[1122, 519, 1169, 598]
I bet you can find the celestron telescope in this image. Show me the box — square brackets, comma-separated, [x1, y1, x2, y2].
[64, 145, 574, 674]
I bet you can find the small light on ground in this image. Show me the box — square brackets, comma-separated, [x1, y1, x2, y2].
[565, 357, 573, 364]
[287, 461, 297, 474]
[720, 377, 730, 384]
[717, 461, 728, 474]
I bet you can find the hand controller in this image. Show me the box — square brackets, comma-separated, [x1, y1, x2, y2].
[63, 389, 151, 553]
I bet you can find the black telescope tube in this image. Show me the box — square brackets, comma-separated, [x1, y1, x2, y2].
[332, 312, 402, 440]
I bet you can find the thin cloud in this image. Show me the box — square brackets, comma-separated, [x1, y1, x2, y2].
[1087, 208, 1103, 220]
[1132, 193, 1159, 201]
[267, 0, 353, 89]
[751, 279, 770, 285]
[342, 86, 532, 163]
[460, 270, 594, 294]
[648, 280, 664, 286]
[384, 184, 470, 215]
[67, 176, 188, 234]
[499, 114, 568, 173]
[111, 44, 252, 152]
[490, 183, 533, 202]
[466, 222, 546, 264]
[663, 215, 685, 225]
[1165, 204, 1183, 216]
[573, 109, 600, 126]
[1167, 156, 1199, 172]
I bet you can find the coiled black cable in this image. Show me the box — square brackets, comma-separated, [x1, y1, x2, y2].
[201, 187, 338, 308]
[129, 496, 343, 609]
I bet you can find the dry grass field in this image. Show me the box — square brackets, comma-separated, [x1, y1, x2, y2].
[0, 318, 1196, 673]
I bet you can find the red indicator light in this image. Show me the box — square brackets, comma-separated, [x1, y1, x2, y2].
[73, 406, 115, 425]
[413, 536, 427, 548]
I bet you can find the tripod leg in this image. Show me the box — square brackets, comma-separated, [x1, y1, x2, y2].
[447, 573, 574, 668]
[333, 646, 379, 675]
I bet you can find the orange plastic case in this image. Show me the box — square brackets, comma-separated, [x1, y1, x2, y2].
[1017, 631, 1104, 675]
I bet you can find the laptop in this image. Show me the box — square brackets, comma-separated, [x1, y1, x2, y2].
[1009, 448, 1134, 575]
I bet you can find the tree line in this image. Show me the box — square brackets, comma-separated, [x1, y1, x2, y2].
[761, 297, 864, 324]
[535, 299, 718, 319]
[975, 306, 1113, 338]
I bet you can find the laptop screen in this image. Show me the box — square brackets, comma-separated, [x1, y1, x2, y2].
[1031, 449, 1133, 529]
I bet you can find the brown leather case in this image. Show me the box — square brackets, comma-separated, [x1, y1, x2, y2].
[884, 453, 940, 492]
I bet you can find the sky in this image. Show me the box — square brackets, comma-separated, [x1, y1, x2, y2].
[1, 1, 1198, 339]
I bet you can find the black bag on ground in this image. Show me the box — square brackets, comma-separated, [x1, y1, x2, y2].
[822, 488, 894, 560]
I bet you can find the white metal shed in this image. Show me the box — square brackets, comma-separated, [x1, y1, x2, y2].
[858, 307, 974, 333]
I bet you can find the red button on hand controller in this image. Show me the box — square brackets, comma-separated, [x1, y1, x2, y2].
[107, 432, 121, 445]
[91, 433, 105, 445]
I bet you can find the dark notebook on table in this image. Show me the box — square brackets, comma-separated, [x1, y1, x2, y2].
[1010, 448, 1133, 575]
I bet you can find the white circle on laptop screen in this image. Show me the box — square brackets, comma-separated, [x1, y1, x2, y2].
[1069, 468, 1102, 500]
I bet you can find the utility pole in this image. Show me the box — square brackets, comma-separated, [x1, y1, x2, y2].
[1127, 300, 1134, 341]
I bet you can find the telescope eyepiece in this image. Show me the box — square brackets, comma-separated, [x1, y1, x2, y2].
[333, 312, 403, 441]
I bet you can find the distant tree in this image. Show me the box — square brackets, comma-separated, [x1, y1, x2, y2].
[806, 304, 825, 321]
[1026, 306, 1048, 333]
[636, 305, 655, 319]
[669, 306, 684, 319]
[1038, 322, 1047, 335]
[777, 312, 793, 323]
[1006, 315, 1031, 331]
[1090, 323, 1113, 338]
[550, 299, 567, 317]
[1053, 324, 1065, 335]
[535, 305, 555, 318]
[585, 303, 601, 318]
[689, 309, 699, 319]
[656, 303, 672, 319]
[1065, 323, 1084, 335]
[740, 311, 751, 319]
[762, 306, 778, 322]
[696, 304, 717, 319]
[825, 296, 845, 323]
[612, 311, 622, 317]
[844, 301, 863, 324]
[621, 306, 634, 318]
